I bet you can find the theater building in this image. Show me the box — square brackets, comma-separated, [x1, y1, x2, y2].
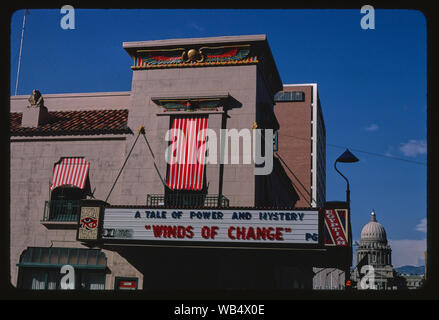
[9, 35, 351, 291]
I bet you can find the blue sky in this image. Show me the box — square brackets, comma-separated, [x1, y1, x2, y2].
[10, 9, 427, 267]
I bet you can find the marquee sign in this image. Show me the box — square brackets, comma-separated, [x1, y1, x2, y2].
[100, 207, 321, 248]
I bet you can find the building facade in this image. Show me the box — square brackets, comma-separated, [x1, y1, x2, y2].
[10, 91, 136, 290]
[10, 35, 349, 291]
[399, 275, 424, 289]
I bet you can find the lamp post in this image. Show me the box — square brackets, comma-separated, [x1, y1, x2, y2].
[334, 149, 359, 290]
[334, 148, 359, 207]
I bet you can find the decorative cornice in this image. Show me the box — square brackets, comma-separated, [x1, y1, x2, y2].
[124, 35, 283, 97]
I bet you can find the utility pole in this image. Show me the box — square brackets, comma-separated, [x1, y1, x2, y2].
[15, 9, 29, 96]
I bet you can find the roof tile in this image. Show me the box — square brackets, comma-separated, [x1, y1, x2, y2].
[10, 109, 132, 136]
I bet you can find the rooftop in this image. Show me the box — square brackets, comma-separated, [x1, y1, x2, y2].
[10, 91, 131, 113]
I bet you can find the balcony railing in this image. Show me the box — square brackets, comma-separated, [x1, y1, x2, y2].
[146, 194, 229, 208]
[43, 200, 82, 222]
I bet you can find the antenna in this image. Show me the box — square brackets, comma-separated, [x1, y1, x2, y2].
[14, 9, 29, 96]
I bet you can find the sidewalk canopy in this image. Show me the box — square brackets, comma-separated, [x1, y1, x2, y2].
[17, 247, 107, 270]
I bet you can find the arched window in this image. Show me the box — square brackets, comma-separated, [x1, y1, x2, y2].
[51, 185, 88, 201]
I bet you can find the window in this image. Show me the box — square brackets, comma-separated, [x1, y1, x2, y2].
[78, 270, 106, 290]
[19, 268, 105, 290]
[273, 130, 278, 152]
[165, 116, 209, 206]
[51, 185, 88, 203]
[274, 91, 305, 102]
[45, 157, 92, 222]
[20, 268, 60, 290]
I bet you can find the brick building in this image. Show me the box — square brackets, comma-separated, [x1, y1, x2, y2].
[274, 83, 326, 208]
[9, 35, 349, 291]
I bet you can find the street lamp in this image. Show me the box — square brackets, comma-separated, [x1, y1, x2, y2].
[334, 148, 359, 290]
[334, 148, 359, 207]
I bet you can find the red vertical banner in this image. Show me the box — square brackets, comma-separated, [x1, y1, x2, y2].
[324, 209, 348, 246]
[166, 115, 208, 191]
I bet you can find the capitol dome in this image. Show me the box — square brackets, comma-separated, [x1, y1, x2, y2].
[360, 210, 387, 243]
[354, 210, 395, 290]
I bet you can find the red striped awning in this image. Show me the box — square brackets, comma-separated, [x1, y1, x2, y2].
[166, 116, 208, 191]
[50, 157, 90, 191]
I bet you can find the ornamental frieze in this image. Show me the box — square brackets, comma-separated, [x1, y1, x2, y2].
[132, 45, 257, 69]
[153, 97, 223, 112]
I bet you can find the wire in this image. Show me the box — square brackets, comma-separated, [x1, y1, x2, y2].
[275, 152, 315, 206]
[105, 127, 168, 203]
[329, 144, 427, 166]
[105, 131, 141, 203]
[141, 130, 167, 188]
[280, 134, 427, 166]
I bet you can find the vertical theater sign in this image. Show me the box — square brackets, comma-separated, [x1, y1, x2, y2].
[324, 208, 349, 247]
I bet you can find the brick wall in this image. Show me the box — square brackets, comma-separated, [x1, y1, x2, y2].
[274, 85, 314, 207]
